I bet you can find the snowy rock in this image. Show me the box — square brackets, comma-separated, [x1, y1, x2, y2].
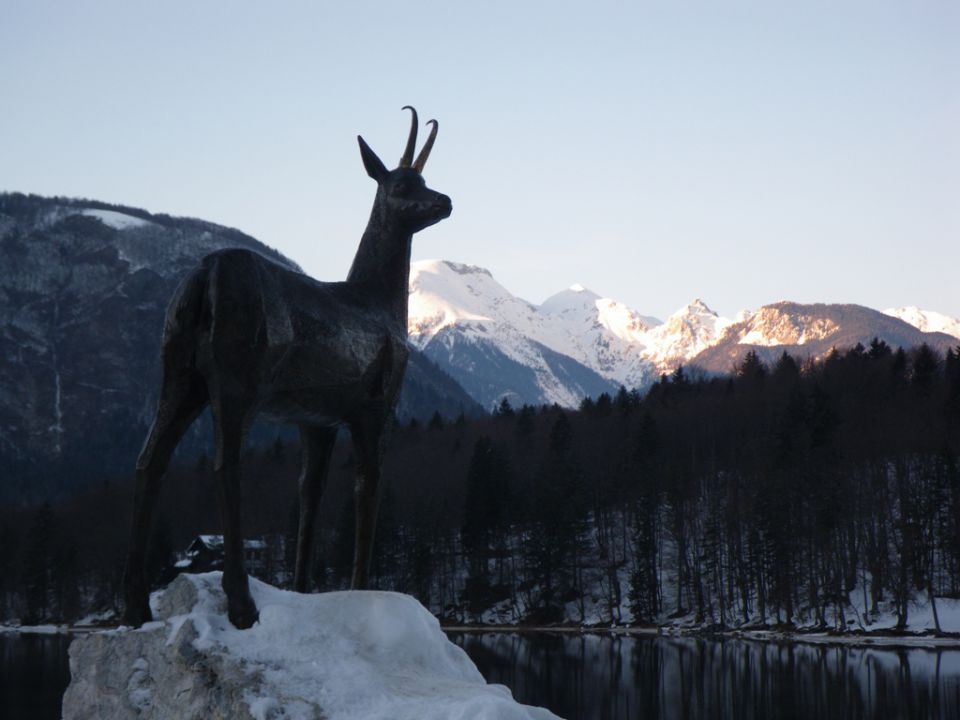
[63, 573, 559, 720]
[408, 259, 619, 408]
[408, 260, 738, 399]
[884, 306, 960, 340]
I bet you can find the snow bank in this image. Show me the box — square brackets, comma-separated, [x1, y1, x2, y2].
[81, 208, 153, 230]
[63, 573, 559, 720]
[0, 623, 70, 635]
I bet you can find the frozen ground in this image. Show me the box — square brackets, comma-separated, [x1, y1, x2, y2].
[0, 623, 70, 634]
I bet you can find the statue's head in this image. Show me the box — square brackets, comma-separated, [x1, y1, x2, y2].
[358, 107, 452, 233]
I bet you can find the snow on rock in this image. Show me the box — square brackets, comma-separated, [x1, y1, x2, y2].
[408, 259, 541, 347]
[81, 209, 154, 230]
[537, 285, 660, 388]
[63, 573, 558, 720]
[408, 260, 750, 395]
[884, 306, 960, 340]
[640, 299, 734, 370]
[410, 260, 960, 401]
[409, 261, 625, 405]
[409, 260, 663, 394]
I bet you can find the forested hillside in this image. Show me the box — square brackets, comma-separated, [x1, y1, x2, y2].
[0, 193, 482, 503]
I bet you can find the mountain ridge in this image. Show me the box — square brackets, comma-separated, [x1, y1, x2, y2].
[3, 192, 958, 499]
[408, 259, 960, 403]
[0, 193, 481, 502]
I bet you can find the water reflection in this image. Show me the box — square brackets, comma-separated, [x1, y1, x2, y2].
[450, 632, 960, 720]
[2, 630, 959, 720]
[0, 633, 72, 720]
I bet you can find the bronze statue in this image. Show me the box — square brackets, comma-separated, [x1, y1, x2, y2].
[123, 108, 451, 628]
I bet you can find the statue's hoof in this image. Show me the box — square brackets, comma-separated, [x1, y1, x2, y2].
[122, 603, 153, 628]
[122, 581, 152, 627]
[228, 596, 259, 630]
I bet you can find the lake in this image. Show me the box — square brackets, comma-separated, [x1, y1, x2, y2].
[2, 630, 959, 719]
[448, 631, 960, 720]
[0, 633, 71, 720]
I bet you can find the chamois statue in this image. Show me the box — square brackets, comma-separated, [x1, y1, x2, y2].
[123, 108, 451, 629]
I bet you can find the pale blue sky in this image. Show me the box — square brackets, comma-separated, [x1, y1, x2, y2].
[2, 1, 958, 319]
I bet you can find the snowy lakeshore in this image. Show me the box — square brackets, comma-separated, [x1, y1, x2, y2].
[7, 595, 960, 649]
[444, 624, 960, 650]
[445, 597, 960, 648]
[61, 573, 559, 720]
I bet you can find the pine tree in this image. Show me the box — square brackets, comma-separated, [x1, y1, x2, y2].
[736, 350, 767, 381]
[461, 436, 510, 614]
[594, 392, 613, 415]
[671, 365, 689, 385]
[516, 404, 536, 438]
[522, 413, 587, 621]
[911, 343, 940, 392]
[773, 352, 800, 383]
[868, 337, 891, 359]
[22, 503, 54, 624]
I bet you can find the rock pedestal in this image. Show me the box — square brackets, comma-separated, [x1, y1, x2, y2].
[64, 578, 273, 720]
[62, 573, 559, 720]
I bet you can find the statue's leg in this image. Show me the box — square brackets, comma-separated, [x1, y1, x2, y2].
[211, 395, 259, 629]
[123, 373, 207, 626]
[349, 414, 387, 589]
[293, 425, 337, 593]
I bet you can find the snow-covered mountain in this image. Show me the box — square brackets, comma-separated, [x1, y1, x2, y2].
[689, 302, 959, 374]
[639, 299, 734, 370]
[408, 261, 621, 408]
[408, 260, 960, 409]
[408, 260, 742, 408]
[884, 306, 960, 340]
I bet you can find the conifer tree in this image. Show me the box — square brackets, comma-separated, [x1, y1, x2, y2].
[22, 502, 54, 624]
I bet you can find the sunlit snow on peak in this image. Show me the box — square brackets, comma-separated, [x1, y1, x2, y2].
[408, 259, 960, 403]
[640, 299, 735, 367]
[408, 259, 741, 390]
[884, 306, 960, 340]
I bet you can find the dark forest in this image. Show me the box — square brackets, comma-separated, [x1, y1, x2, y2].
[4, 340, 960, 631]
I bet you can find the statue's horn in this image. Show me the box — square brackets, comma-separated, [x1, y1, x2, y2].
[413, 120, 438, 173]
[399, 106, 418, 168]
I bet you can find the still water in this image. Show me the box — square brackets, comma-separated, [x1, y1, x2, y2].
[449, 632, 960, 720]
[0, 633, 71, 720]
[2, 631, 959, 719]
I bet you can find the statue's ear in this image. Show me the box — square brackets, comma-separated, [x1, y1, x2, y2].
[358, 136, 388, 183]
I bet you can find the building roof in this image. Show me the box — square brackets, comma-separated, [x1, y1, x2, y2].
[190, 535, 267, 552]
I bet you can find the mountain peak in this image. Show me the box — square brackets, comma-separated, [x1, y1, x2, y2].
[683, 298, 717, 316]
[884, 306, 960, 340]
[412, 259, 494, 279]
[408, 257, 960, 407]
[408, 258, 536, 346]
[540, 285, 601, 314]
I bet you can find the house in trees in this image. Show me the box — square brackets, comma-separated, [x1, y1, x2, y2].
[169, 535, 275, 580]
